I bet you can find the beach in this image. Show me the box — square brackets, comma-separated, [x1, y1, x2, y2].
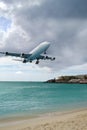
[0, 108, 87, 130]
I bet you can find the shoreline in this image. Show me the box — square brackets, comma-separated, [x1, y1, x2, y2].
[0, 108, 87, 130]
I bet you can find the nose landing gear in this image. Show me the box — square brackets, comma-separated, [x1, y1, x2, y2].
[44, 52, 46, 54]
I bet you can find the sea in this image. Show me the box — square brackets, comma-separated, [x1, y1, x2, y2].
[0, 82, 87, 118]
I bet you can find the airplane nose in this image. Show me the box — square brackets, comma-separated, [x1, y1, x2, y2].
[41, 41, 51, 47]
[47, 42, 50, 47]
[45, 41, 50, 46]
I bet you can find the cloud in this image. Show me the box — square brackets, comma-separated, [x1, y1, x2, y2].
[0, 0, 87, 81]
[0, 1, 7, 10]
[16, 71, 23, 74]
[58, 63, 87, 76]
[0, 56, 53, 81]
[12, 0, 87, 20]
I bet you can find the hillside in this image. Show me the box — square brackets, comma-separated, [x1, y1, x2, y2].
[46, 75, 87, 84]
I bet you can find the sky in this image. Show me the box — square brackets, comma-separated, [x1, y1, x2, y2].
[0, 0, 87, 81]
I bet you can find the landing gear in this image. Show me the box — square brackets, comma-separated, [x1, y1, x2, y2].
[46, 56, 48, 59]
[30, 60, 32, 63]
[23, 59, 26, 63]
[53, 57, 55, 60]
[51, 57, 55, 61]
[44, 56, 55, 60]
[36, 60, 39, 64]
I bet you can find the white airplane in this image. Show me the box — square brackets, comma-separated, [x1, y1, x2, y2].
[0, 41, 55, 64]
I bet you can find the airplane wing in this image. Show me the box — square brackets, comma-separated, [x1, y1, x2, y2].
[38, 55, 55, 60]
[34, 55, 55, 64]
[0, 52, 31, 58]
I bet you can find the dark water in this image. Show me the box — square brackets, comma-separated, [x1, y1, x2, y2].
[0, 82, 87, 118]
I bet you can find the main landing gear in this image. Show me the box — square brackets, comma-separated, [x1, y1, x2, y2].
[36, 60, 39, 64]
[23, 59, 27, 63]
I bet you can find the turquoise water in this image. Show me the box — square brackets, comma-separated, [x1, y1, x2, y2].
[0, 82, 87, 118]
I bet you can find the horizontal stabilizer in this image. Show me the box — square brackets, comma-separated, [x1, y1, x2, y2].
[12, 59, 23, 62]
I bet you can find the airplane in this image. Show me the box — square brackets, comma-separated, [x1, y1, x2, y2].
[0, 41, 55, 64]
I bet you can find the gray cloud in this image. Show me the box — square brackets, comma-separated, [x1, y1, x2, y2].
[0, 0, 87, 71]
[14, 0, 87, 19]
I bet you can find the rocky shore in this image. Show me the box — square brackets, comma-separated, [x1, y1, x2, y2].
[46, 75, 87, 84]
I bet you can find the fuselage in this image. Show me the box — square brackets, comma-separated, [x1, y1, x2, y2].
[28, 41, 50, 61]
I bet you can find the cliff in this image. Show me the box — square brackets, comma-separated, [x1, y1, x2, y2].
[46, 75, 87, 84]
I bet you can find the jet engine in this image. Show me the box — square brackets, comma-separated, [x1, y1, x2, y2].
[20, 53, 25, 58]
[5, 52, 8, 55]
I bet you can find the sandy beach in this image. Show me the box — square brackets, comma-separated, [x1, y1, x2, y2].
[0, 109, 87, 130]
